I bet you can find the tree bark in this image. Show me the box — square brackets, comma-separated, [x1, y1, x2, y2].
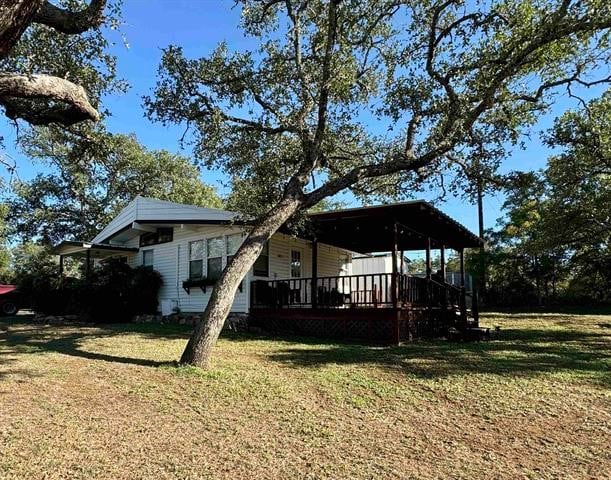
[0, 0, 43, 58]
[0, 0, 106, 57]
[0, 73, 100, 124]
[180, 196, 303, 367]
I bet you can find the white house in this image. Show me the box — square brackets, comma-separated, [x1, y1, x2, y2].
[55, 196, 353, 315]
[54, 197, 483, 342]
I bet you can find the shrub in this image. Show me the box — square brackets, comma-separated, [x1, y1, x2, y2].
[18, 258, 163, 322]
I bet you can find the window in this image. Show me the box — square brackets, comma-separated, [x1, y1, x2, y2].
[140, 227, 173, 247]
[207, 237, 224, 281]
[189, 240, 204, 280]
[290, 249, 302, 278]
[142, 250, 154, 269]
[226, 234, 243, 266]
[157, 228, 173, 243]
[253, 241, 269, 277]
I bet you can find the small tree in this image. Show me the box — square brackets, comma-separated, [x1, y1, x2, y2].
[146, 0, 611, 367]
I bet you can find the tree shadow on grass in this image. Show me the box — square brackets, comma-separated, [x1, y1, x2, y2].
[257, 327, 611, 387]
[0, 318, 192, 368]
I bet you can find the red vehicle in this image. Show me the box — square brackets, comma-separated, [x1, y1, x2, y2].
[0, 285, 20, 315]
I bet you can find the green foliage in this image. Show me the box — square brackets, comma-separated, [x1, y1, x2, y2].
[17, 257, 163, 322]
[7, 128, 223, 244]
[483, 92, 611, 305]
[146, 0, 611, 220]
[0, 1, 125, 129]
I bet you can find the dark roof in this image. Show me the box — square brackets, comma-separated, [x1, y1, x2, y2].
[308, 201, 482, 253]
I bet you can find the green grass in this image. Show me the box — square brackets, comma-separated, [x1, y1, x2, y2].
[0, 312, 609, 479]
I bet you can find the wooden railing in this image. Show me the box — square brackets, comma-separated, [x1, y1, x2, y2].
[250, 273, 475, 314]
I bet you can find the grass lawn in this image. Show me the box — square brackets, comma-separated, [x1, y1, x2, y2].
[0, 312, 609, 479]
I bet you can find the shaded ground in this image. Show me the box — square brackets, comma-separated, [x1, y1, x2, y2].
[0, 312, 609, 479]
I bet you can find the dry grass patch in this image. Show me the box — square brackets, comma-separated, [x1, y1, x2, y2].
[0, 312, 609, 479]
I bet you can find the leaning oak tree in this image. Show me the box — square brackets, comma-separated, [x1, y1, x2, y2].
[0, 0, 112, 126]
[146, 0, 611, 367]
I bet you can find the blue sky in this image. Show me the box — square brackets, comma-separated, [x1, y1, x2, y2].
[1, 0, 604, 236]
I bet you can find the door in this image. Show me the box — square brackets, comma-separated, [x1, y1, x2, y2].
[289, 248, 303, 304]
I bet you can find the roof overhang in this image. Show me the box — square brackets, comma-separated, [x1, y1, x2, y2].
[307, 201, 483, 253]
[52, 241, 139, 258]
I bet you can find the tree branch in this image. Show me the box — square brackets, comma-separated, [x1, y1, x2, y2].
[33, 0, 107, 34]
[0, 73, 100, 125]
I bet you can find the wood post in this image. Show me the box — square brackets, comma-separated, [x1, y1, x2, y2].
[59, 254, 64, 277]
[459, 249, 465, 289]
[440, 245, 446, 281]
[85, 249, 91, 280]
[459, 249, 467, 325]
[390, 222, 398, 309]
[440, 245, 447, 305]
[425, 237, 432, 280]
[311, 240, 318, 308]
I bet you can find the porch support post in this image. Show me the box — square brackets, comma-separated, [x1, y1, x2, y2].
[400, 250, 405, 274]
[440, 245, 447, 305]
[85, 249, 91, 280]
[311, 240, 318, 308]
[440, 245, 446, 281]
[459, 248, 465, 288]
[391, 222, 398, 309]
[459, 248, 467, 325]
[425, 237, 432, 280]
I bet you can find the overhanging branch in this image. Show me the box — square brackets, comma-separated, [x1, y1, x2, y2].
[0, 73, 100, 125]
[33, 0, 107, 34]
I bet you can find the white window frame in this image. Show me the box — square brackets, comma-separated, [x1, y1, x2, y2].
[142, 249, 154, 268]
[186, 232, 248, 282]
[188, 240, 205, 280]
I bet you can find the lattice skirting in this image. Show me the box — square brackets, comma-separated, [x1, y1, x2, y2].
[251, 308, 454, 344]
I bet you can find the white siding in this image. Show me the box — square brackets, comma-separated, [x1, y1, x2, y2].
[265, 233, 351, 281]
[352, 255, 393, 275]
[92, 196, 237, 244]
[93, 200, 137, 243]
[118, 227, 353, 314]
[126, 225, 248, 313]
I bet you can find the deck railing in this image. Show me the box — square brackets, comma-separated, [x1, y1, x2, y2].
[250, 273, 471, 312]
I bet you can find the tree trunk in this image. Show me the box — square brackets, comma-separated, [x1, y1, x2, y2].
[0, 0, 43, 58]
[180, 196, 303, 368]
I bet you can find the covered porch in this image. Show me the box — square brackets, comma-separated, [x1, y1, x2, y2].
[53, 241, 139, 278]
[250, 202, 484, 344]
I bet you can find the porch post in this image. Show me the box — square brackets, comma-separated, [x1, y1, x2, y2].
[425, 237, 432, 279]
[85, 249, 91, 280]
[311, 240, 318, 308]
[440, 245, 447, 305]
[400, 250, 405, 274]
[459, 248, 465, 288]
[459, 248, 467, 325]
[440, 245, 446, 281]
[391, 222, 398, 308]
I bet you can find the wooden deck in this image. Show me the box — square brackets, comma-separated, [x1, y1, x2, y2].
[249, 273, 478, 344]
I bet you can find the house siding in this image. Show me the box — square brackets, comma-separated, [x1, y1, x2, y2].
[124, 228, 352, 314]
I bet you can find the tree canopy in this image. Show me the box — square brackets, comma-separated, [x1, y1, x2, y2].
[147, 0, 611, 217]
[7, 127, 222, 244]
[144, 0, 611, 366]
[482, 92, 610, 305]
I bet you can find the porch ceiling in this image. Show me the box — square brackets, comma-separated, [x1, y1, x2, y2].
[308, 201, 483, 253]
[52, 241, 138, 259]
